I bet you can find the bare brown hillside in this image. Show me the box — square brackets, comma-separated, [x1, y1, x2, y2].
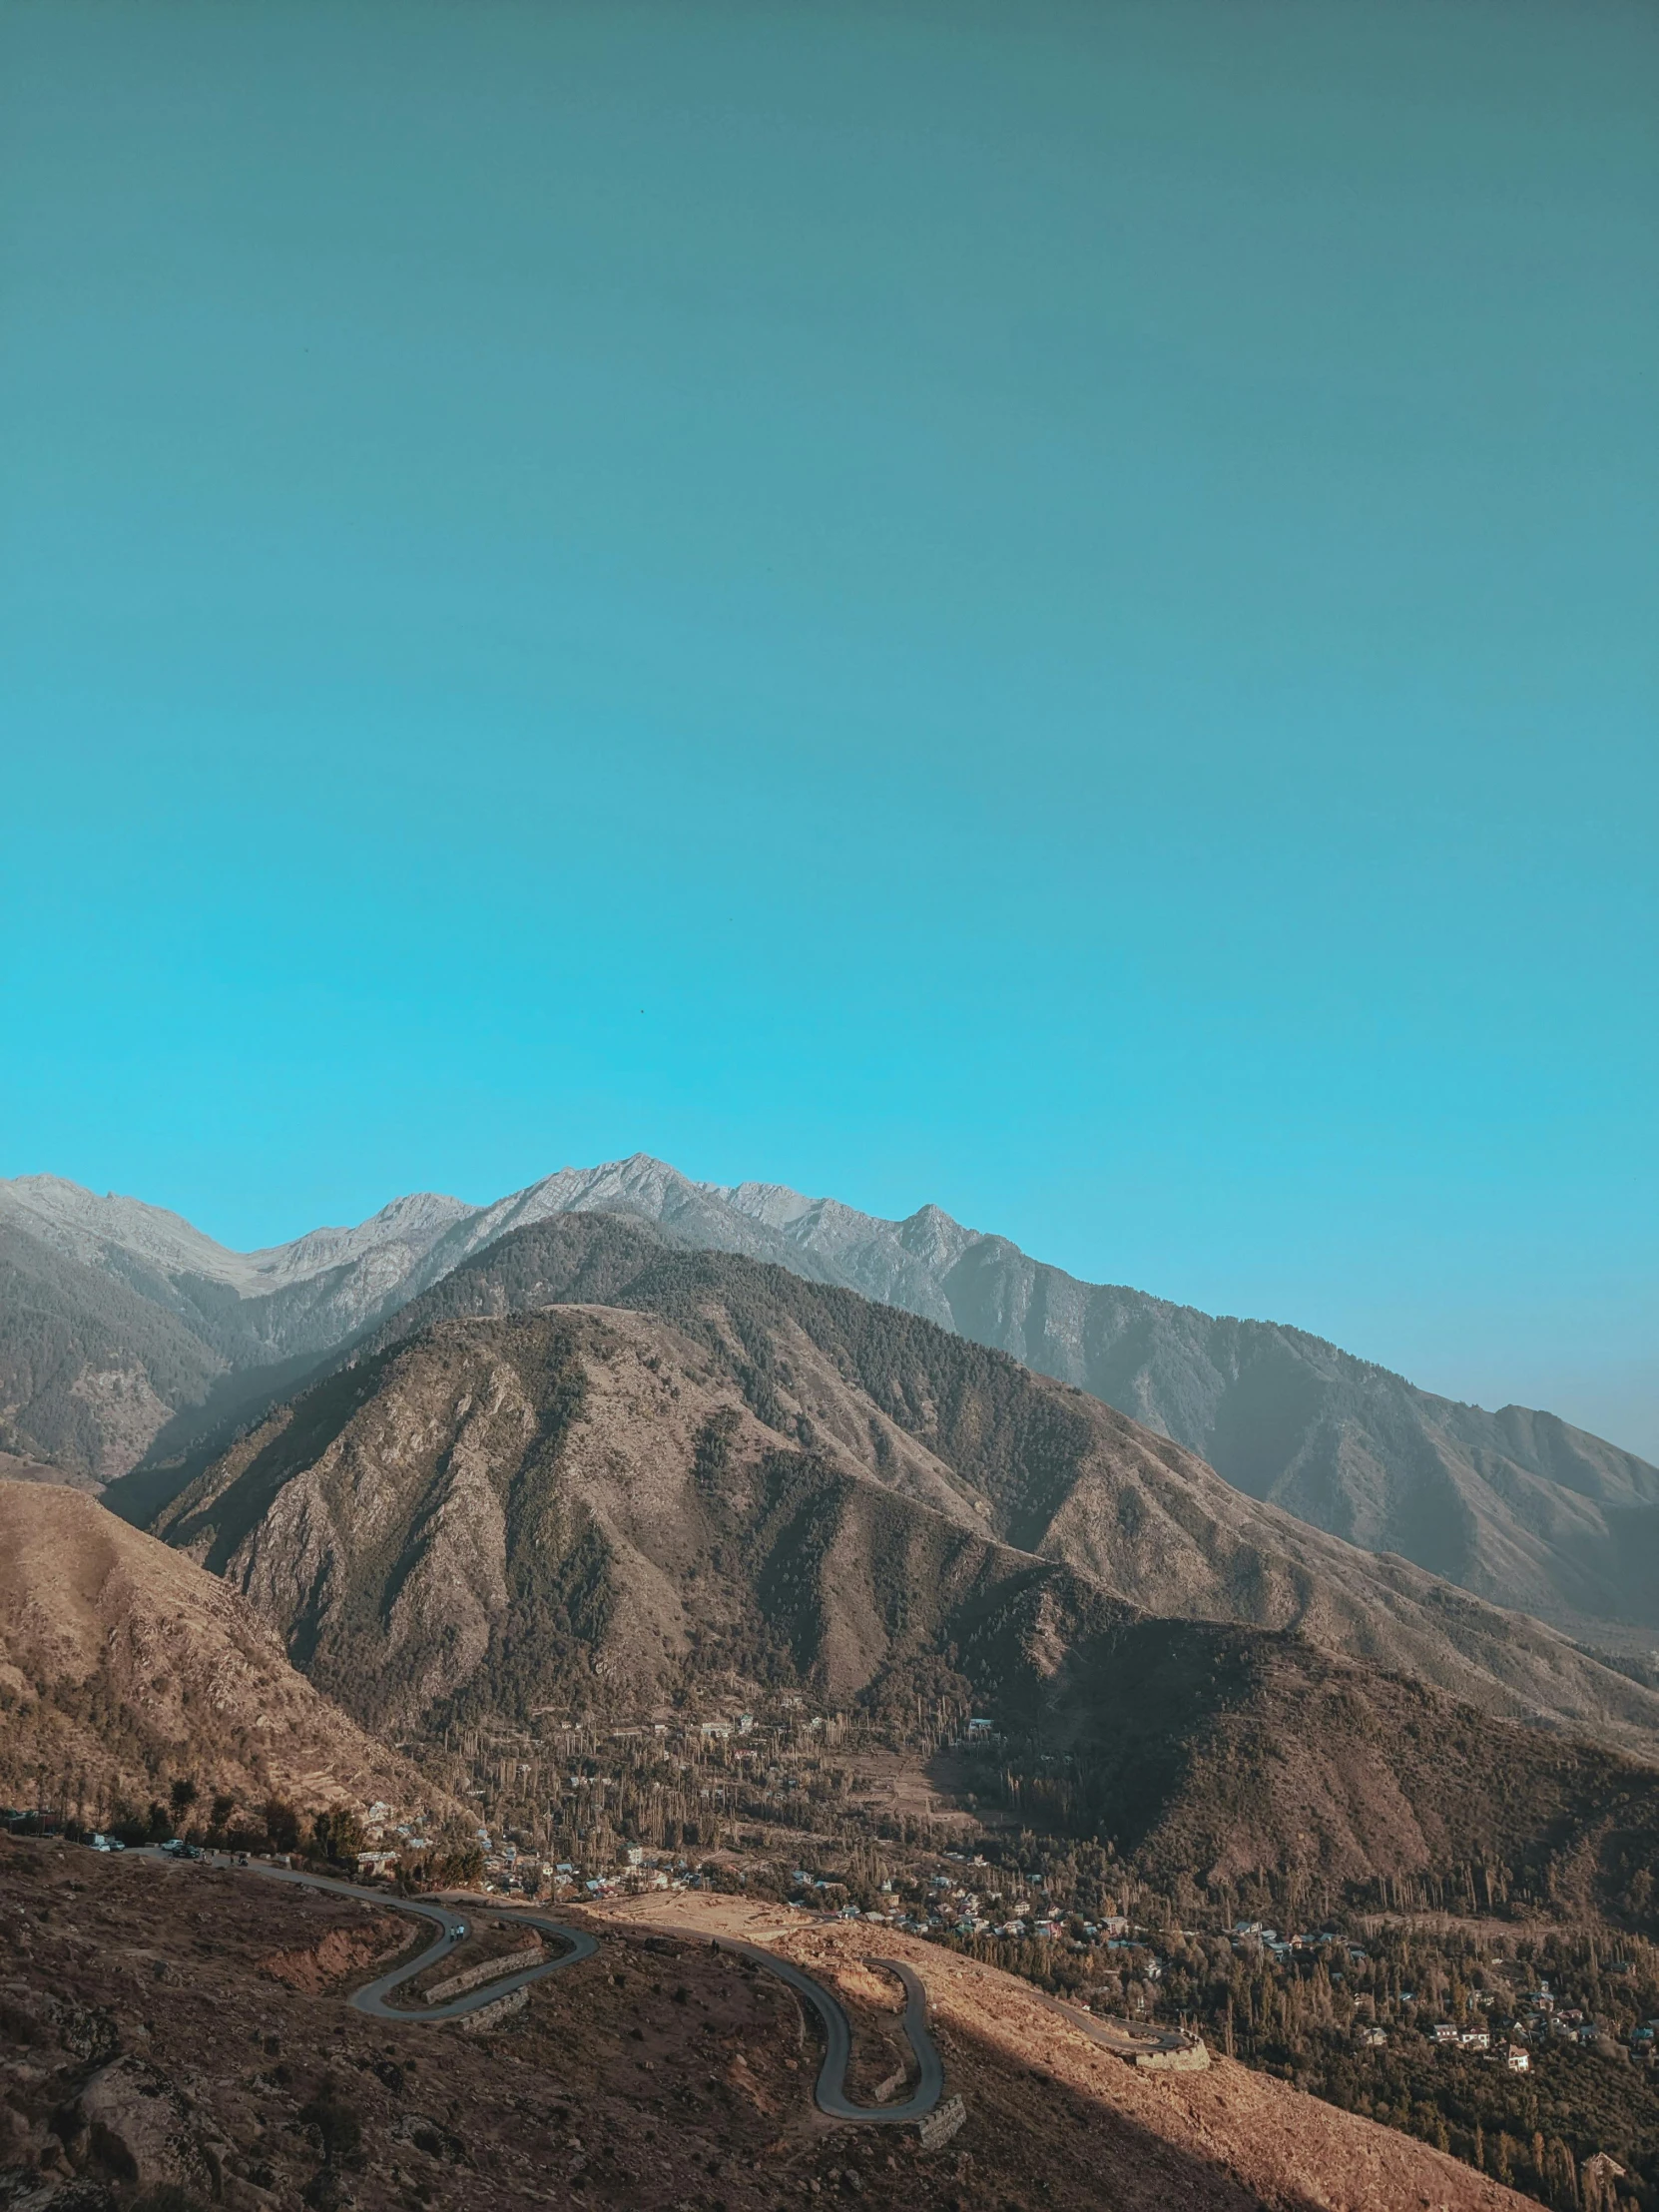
[0, 1481, 435, 1819]
[0, 1834, 1542, 2212]
[156, 1304, 1051, 1731]
[159, 1223, 1659, 1757]
[613, 1890, 1539, 2212]
[144, 1295, 1659, 1907]
[351, 1223, 1659, 1749]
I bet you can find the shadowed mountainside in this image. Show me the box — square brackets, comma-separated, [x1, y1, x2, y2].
[1025, 1613, 1659, 1912]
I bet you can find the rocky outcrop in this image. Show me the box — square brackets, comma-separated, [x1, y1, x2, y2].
[258, 1916, 415, 1993]
[74, 2054, 225, 2199]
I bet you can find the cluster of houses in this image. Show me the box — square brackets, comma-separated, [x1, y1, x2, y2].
[353, 1801, 426, 1879]
[1411, 1977, 1659, 2070]
[1426, 2019, 1531, 2068]
[1509, 1981, 1599, 2045]
[348, 1800, 700, 1899]
[787, 1859, 1144, 1958]
[1502, 1979, 1659, 2060]
[470, 1836, 693, 1899]
[1230, 1921, 1370, 1969]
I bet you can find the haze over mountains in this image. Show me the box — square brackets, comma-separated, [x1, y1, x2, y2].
[3, 1157, 1655, 1647]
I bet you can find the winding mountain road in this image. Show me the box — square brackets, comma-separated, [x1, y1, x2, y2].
[244, 1861, 597, 2018]
[703, 1937, 944, 2125]
[226, 1860, 946, 2121]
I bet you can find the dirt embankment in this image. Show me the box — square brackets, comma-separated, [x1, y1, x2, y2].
[258, 1912, 415, 1992]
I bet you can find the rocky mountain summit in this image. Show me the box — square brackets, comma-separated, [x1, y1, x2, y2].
[4, 1155, 1656, 1641]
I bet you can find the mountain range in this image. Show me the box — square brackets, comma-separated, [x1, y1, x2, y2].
[142, 1215, 1659, 1901]
[9, 1164, 1659, 1908]
[3, 1155, 1655, 1645]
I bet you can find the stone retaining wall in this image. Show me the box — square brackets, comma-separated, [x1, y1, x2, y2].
[423, 1941, 543, 2004]
[1132, 2036, 1209, 2072]
[453, 1986, 529, 2034]
[915, 2095, 966, 2152]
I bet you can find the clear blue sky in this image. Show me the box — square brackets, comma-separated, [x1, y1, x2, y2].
[2, 0, 1655, 1452]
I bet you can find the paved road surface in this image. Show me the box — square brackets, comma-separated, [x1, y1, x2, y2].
[700, 1937, 944, 2124]
[193, 1856, 946, 2119]
[241, 1860, 596, 2018]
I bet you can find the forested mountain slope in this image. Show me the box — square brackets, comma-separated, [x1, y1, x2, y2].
[467, 1158, 1659, 1638]
[0, 1217, 224, 1477]
[8, 1157, 1656, 1642]
[148, 1258, 1659, 1898]
[334, 1217, 1659, 1747]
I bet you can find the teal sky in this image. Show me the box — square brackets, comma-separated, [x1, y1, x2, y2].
[2, 0, 1655, 1452]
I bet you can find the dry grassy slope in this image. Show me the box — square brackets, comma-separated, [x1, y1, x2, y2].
[337, 1222, 1659, 1754]
[0, 1837, 1539, 2212]
[612, 1893, 1537, 2212]
[0, 1480, 434, 1816]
